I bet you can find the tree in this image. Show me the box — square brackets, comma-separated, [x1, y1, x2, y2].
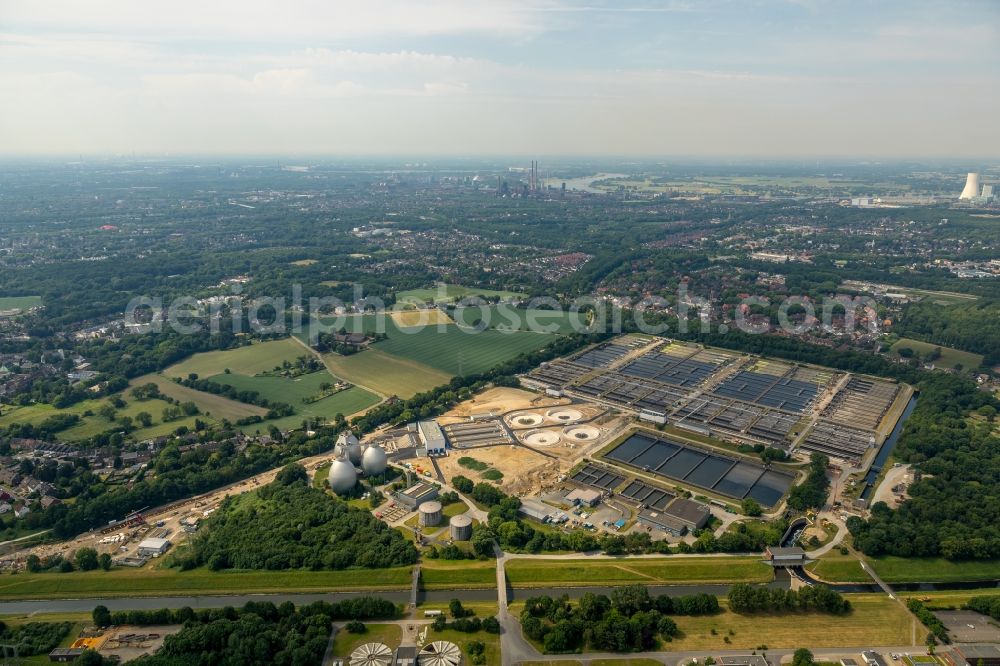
[345, 620, 366, 633]
[98, 553, 113, 571]
[792, 648, 815, 666]
[135, 411, 153, 427]
[449, 599, 469, 619]
[74, 547, 99, 571]
[742, 497, 763, 517]
[92, 605, 112, 628]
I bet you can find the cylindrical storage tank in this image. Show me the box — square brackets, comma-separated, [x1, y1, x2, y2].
[361, 444, 388, 476]
[327, 457, 358, 495]
[418, 501, 443, 527]
[449, 514, 472, 541]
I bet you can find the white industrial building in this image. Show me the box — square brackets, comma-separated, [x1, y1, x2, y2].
[137, 537, 171, 557]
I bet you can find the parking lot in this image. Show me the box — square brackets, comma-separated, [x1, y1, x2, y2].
[935, 609, 1000, 643]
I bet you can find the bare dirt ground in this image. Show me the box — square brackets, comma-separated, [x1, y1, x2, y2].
[97, 625, 183, 662]
[415, 445, 560, 497]
[437, 386, 565, 424]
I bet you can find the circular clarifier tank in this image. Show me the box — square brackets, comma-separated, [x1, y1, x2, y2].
[509, 411, 544, 427]
[546, 408, 583, 423]
[524, 430, 562, 446]
[563, 425, 600, 441]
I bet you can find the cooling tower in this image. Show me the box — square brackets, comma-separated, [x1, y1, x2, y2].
[960, 172, 981, 200]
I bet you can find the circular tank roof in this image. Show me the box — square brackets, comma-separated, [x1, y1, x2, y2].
[449, 514, 472, 527]
[419, 501, 443, 513]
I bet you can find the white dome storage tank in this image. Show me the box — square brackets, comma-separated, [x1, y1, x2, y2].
[418, 501, 443, 527]
[327, 455, 358, 495]
[362, 444, 388, 476]
[449, 514, 472, 541]
[336, 431, 363, 465]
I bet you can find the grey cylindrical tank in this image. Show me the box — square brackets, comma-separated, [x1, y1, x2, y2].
[418, 501, 443, 527]
[362, 444, 388, 476]
[328, 456, 358, 494]
[449, 514, 472, 541]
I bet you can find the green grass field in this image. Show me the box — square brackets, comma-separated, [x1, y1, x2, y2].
[323, 348, 452, 398]
[130, 373, 266, 421]
[164, 338, 306, 379]
[663, 595, 912, 650]
[206, 370, 379, 426]
[332, 623, 402, 659]
[504, 557, 773, 587]
[428, 627, 501, 666]
[0, 393, 205, 442]
[890, 338, 984, 370]
[0, 295, 42, 311]
[808, 553, 1000, 583]
[0, 566, 413, 600]
[452, 306, 586, 335]
[375, 326, 552, 376]
[421, 559, 497, 589]
[397, 283, 525, 304]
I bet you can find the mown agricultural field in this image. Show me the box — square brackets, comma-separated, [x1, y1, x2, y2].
[375, 325, 553, 376]
[164, 338, 305, 379]
[322, 348, 451, 399]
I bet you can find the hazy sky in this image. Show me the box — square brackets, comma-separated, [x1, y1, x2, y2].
[2, 0, 998, 157]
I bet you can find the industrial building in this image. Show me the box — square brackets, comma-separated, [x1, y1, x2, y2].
[416, 421, 447, 456]
[862, 651, 889, 666]
[395, 481, 439, 508]
[946, 646, 1000, 666]
[137, 537, 171, 557]
[518, 498, 555, 523]
[637, 508, 692, 536]
[565, 487, 602, 507]
[719, 657, 770, 666]
[764, 546, 808, 567]
[661, 497, 711, 531]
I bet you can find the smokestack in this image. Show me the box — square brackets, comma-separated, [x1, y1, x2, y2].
[959, 172, 981, 200]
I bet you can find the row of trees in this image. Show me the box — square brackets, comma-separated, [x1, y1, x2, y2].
[726, 583, 851, 614]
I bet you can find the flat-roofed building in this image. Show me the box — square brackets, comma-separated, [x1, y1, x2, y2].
[637, 508, 690, 536]
[519, 499, 554, 523]
[565, 487, 602, 507]
[662, 497, 711, 531]
[417, 421, 447, 456]
[764, 546, 808, 567]
[948, 646, 1000, 666]
[396, 481, 439, 508]
[719, 656, 770, 666]
[137, 537, 171, 557]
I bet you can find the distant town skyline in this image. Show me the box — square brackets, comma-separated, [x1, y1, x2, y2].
[2, 0, 998, 157]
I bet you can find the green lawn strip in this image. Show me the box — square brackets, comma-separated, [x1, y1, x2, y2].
[809, 554, 1000, 583]
[505, 557, 772, 587]
[421, 560, 497, 589]
[442, 502, 469, 518]
[0, 567, 413, 600]
[331, 623, 402, 659]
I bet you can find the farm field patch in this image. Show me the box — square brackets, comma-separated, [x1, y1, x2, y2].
[163, 338, 306, 379]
